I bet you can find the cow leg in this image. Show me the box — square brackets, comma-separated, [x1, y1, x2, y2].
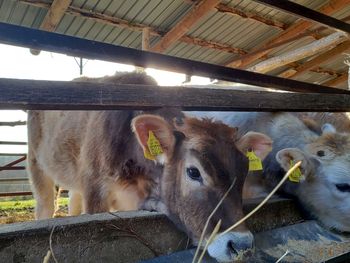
[27, 153, 55, 219]
[82, 181, 110, 214]
[68, 190, 82, 216]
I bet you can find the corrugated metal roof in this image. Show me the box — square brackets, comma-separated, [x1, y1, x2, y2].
[0, 0, 349, 88]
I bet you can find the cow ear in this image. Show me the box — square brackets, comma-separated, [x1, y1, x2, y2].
[322, 123, 336, 134]
[235, 132, 272, 160]
[132, 114, 175, 164]
[276, 148, 316, 180]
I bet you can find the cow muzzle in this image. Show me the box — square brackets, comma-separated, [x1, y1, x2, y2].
[207, 231, 254, 262]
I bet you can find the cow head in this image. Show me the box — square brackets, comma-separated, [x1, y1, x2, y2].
[276, 123, 350, 232]
[132, 114, 272, 262]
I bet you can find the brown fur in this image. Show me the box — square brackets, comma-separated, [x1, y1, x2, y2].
[27, 72, 271, 248]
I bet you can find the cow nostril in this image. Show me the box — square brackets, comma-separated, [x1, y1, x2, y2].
[227, 240, 238, 256]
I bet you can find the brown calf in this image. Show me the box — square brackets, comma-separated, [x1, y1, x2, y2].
[27, 73, 272, 262]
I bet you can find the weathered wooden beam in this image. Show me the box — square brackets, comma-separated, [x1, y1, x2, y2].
[142, 28, 150, 51]
[2, 22, 349, 94]
[248, 32, 348, 73]
[226, 0, 350, 68]
[323, 73, 349, 87]
[151, 0, 221, 53]
[30, 0, 71, 55]
[215, 3, 287, 30]
[279, 41, 350, 78]
[2, 78, 350, 111]
[253, 0, 350, 33]
[39, 0, 72, 31]
[19, 0, 247, 55]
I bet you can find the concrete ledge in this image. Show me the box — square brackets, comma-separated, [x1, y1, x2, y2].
[0, 211, 188, 263]
[0, 198, 304, 262]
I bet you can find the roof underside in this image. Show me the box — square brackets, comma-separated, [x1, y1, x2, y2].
[0, 0, 349, 89]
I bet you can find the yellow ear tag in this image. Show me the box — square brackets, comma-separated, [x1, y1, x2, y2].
[246, 150, 263, 171]
[144, 131, 163, 160]
[289, 160, 302, 183]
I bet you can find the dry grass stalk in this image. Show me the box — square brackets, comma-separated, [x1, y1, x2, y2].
[42, 250, 51, 263]
[192, 161, 301, 263]
[192, 178, 237, 263]
[197, 220, 222, 263]
[108, 212, 159, 256]
[275, 249, 290, 263]
[221, 161, 301, 236]
[49, 225, 58, 263]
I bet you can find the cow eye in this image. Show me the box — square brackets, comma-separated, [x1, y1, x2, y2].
[316, 150, 325, 157]
[336, 184, 350, 193]
[186, 167, 202, 182]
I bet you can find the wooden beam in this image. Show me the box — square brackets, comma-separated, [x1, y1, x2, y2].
[2, 78, 350, 111]
[248, 32, 348, 73]
[215, 3, 287, 30]
[30, 0, 71, 55]
[20, 0, 247, 55]
[142, 28, 150, 51]
[226, 0, 350, 68]
[2, 22, 350, 94]
[151, 0, 221, 53]
[39, 0, 72, 31]
[322, 73, 348, 87]
[253, 0, 350, 33]
[279, 41, 350, 78]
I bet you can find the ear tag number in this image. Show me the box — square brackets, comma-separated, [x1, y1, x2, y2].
[289, 160, 302, 183]
[246, 150, 263, 171]
[144, 131, 163, 160]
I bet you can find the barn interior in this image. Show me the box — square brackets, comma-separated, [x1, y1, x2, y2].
[0, 0, 350, 262]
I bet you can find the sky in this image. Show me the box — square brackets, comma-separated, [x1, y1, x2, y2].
[0, 43, 211, 153]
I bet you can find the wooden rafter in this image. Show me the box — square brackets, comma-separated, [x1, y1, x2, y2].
[322, 73, 349, 87]
[215, 3, 287, 30]
[279, 41, 350, 78]
[226, 0, 350, 68]
[30, 0, 71, 55]
[248, 32, 348, 73]
[151, 0, 221, 53]
[39, 0, 71, 31]
[142, 28, 150, 51]
[21, 0, 247, 55]
[253, 0, 350, 33]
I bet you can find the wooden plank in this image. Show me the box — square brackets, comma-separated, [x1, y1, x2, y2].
[142, 28, 150, 51]
[151, 0, 220, 53]
[226, 0, 350, 68]
[253, 0, 350, 33]
[248, 32, 348, 73]
[1, 23, 349, 94]
[279, 41, 350, 78]
[39, 0, 72, 31]
[1, 78, 350, 111]
[215, 3, 287, 30]
[323, 73, 349, 87]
